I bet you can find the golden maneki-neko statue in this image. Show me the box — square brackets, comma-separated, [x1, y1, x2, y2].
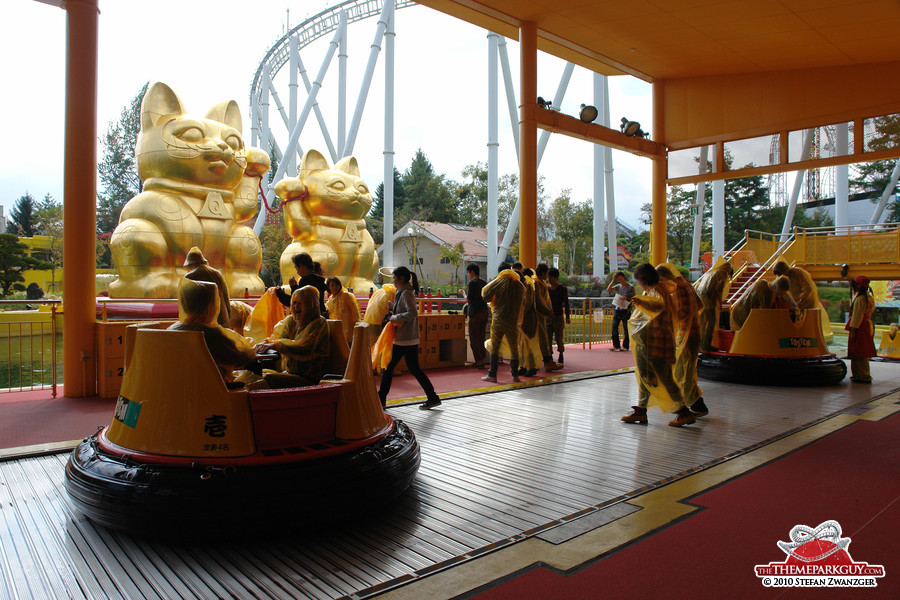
[109, 82, 270, 298]
[274, 150, 379, 292]
[108, 83, 380, 299]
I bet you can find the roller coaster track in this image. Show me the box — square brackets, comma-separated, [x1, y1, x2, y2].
[249, 0, 416, 110]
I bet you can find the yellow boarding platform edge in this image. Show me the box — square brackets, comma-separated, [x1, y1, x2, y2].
[107, 328, 256, 458]
[730, 308, 828, 356]
[877, 329, 900, 359]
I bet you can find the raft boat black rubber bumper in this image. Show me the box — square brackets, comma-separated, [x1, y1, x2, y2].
[698, 353, 847, 386]
[65, 419, 420, 537]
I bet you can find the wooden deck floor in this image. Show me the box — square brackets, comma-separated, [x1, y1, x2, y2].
[1, 363, 898, 599]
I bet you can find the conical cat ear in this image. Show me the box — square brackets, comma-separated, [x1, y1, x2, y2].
[206, 100, 242, 133]
[333, 156, 360, 177]
[300, 149, 330, 176]
[141, 82, 185, 130]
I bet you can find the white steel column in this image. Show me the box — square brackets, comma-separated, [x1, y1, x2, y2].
[537, 63, 574, 163]
[288, 34, 299, 176]
[487, 32, 500, 276]
[497, 37, 519, 155]
[338, 9, 348, 158]
[600, 74, 617, 274]
[499, 63, 575, 260]
[781, 129, 814, 240]
[250, 99, 259, 148]
[296, 55, 336, 163]
[383, 7, 395, 270]
[343, 0, 393, 156]
[691, 146, 708, 270]
[712, 151, 725, 258]
[835, 123, 849, 229]
[592, 73, 606, 279]
[254, 19, 346, 235]
[261, 65, 271, 163]
[871, 160, 900, 225]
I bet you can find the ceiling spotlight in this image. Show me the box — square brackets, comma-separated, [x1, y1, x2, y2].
[579, 104, 598, 123]
[620, 117, 647, 138]
[537, 96, 552, 109]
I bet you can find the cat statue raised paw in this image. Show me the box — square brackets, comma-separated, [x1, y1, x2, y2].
[274, 150, 379, 291]
[109, 82, 269, 298]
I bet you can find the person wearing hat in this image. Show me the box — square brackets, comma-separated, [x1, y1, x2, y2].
[183, 246, 232, 330]
[846, 275, 876, 383]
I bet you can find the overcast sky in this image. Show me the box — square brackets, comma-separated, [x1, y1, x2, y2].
[1, 0, 654, 232]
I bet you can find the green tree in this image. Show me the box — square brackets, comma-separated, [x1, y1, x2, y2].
[641, 186, 696, 266]
[438, 242, 466, 285]
[851, 115, 900, 220]
[9, 193, 36, 237]
[547, 190, 593, 274]
[259, 218, 292, 288]
[368, 167, 405, 245]
[398, 149, 455, 225]
[0, 233, 52, 296]
[97, 82, 148, 235]
[33, 194, 64, 292]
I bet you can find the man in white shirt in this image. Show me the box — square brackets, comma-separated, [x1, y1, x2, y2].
[607, 272, 635, 351]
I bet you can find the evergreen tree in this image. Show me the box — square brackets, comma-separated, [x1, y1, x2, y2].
[33, 194, 64, 291]
[368, 167, 404, 244]
[10, 193, 36, 237]
[97, 83, 148, 234]
[851, 115, 900, 220]
[0, 233, 52, 296]
[399, 149, 455, 225]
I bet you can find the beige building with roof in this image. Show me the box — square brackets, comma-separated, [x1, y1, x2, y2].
[377, 220, 506, 289]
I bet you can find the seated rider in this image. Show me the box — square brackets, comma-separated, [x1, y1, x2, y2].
[255, 286, 331, 389]
[168, 279, 256, 382]
[771, 275, 800, 322]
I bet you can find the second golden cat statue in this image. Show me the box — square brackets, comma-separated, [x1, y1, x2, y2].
[275, 150, 379, 292]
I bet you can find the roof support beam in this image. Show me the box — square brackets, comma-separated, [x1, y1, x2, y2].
[533, 109, 666, 158]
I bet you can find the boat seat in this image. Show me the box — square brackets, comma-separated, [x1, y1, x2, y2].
[249, 383, 342, 449]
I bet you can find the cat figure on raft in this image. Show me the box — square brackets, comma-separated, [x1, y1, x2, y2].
[109, 82, 270, 299]
[274, 150, 379, 293]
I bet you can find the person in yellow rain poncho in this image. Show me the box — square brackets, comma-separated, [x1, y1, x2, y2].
[696, 257, 733, 351]
[482, 262, 526, 384]
[256, 286, 330, 389]
[621, 264, 696, 427]
[516, 269, 544, 377]
[657, 263, 707, 418]
[729, 279, 773, 330]
[168, 278, 256, 383]
[365, 282, 397, 372]
[182, 246, 232, 329]
[228, 300, 253, 334]
[772, 258, 834, 340]
[325, 276, 361, 349]
[534, 263, 563, 371]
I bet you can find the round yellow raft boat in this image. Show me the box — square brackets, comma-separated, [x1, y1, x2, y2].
[65, 322, 420, 537]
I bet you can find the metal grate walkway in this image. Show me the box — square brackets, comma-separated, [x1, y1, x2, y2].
[1, 366, 897, 599]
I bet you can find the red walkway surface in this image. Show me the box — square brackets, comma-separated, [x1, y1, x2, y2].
[470, 410, 900, 600]
[0, 343, 634, 452]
